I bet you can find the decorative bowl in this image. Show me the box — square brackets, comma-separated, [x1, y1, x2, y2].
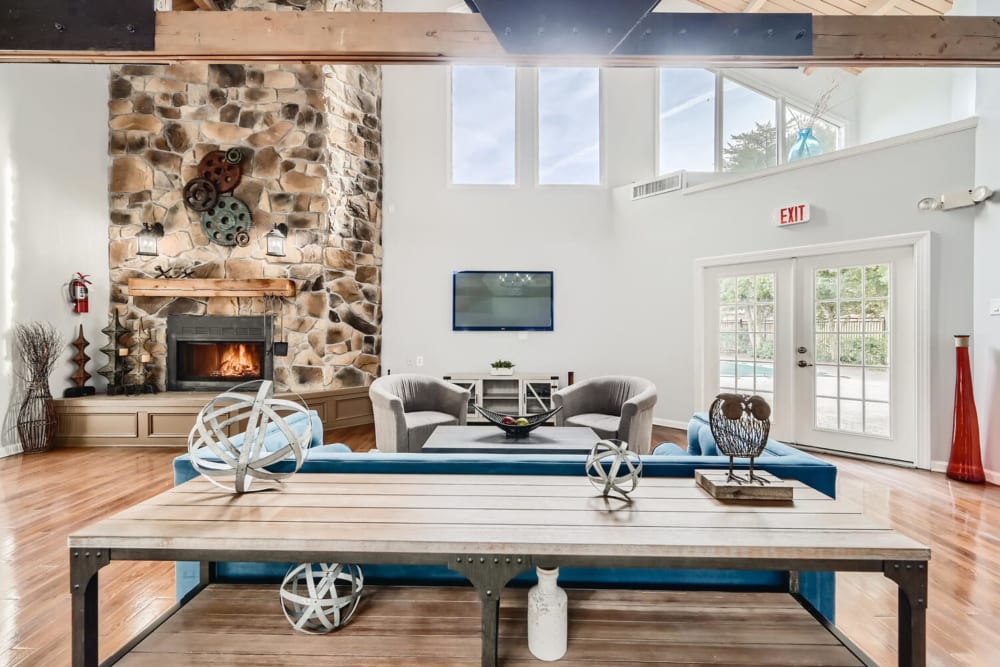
[473, 404, 562, 439]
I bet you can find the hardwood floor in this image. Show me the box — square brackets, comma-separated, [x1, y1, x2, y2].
[0, 425, 996, 666]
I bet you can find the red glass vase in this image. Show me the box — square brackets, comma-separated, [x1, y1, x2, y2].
[947, 335, 986, 483]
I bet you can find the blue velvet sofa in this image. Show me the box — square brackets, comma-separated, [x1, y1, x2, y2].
[173, 414, 837, 619]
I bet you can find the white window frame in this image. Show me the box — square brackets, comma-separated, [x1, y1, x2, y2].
[533, 67, 606, 188]
[657, 69, 848, 177]
[447, 64, 520, 188]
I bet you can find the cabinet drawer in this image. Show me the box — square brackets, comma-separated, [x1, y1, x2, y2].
[58, 413, 138, 438]
[148, 412, 201, 439]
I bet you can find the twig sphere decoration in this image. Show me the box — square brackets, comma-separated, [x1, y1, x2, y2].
[187, 380, 311, 493]
[708, 393, 772, 486]
[280, 562, 365, 634]
[585, 439, 643, 499]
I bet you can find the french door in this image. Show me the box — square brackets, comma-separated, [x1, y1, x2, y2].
[701, 245, 917, 464]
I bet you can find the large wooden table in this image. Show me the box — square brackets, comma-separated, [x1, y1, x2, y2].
[68, 473, 930, 667]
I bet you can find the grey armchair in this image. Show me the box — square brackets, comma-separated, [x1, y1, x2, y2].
[369, 374, 471, 453]
[553, 375, 658, 454]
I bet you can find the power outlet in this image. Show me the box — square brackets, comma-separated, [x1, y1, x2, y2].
[153, 0, 172, 11]
[415, 355, 424, 367]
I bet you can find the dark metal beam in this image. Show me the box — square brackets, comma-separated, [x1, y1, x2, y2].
[0, 0, 154, 51]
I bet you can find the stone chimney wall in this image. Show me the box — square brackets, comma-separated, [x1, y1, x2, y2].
[107, 0, 382, 392]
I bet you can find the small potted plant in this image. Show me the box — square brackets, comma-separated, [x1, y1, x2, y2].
[490, 360, 515, 376]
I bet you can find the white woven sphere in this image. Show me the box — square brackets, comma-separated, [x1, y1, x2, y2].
[187, 380, 311, 493]
[280, 562, 365, 634]
[585, 439, 643, 498]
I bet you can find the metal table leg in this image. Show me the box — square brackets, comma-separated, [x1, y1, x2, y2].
[70, 548, 110, 667]
[450, 554, 532, 667]
[884, 560, 928, 667]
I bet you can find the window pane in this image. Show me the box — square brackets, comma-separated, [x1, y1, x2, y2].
[785, 105, 843, 156]
[659, 69, 715, 174]
[722, 79, 777, 173]
[538, 68, 600, 185]
[839, 399, 864, 433]
[451, 66, 516, 185]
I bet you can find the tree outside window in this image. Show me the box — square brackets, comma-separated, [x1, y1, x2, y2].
[722, 79, 777, 173]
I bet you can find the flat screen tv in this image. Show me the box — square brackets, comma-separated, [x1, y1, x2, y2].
[452, 271, 553, 331]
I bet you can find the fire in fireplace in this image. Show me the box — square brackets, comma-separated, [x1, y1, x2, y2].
[167, 315, 273, 391]
[177, 341, 264, 381]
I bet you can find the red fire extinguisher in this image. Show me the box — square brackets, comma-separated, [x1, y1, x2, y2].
[69, 273, 91, 314]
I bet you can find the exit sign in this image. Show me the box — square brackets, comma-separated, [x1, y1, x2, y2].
[776, 203, 811, 227]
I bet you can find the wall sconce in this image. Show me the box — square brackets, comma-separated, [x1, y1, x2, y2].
[918, 186, 994, 212]
[265, 223, 289, 257]
[136, 222, 164, 256]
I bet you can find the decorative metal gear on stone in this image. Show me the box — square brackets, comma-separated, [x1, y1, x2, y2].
[182, 178, 219, 212]
[181, 148, 252, 248]
[200, 195, 253, 247]
[225, 147, 244, 165]
[198, 150, 242, 193]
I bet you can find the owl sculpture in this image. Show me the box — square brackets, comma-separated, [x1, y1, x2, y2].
[708, 393, 772, 485]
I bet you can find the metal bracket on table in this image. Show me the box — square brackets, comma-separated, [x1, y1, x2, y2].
[883, 560, 928, 667]
[787, 569, 801, 594]
[70, 548, 111, 667]
[449, 554, 533, 667]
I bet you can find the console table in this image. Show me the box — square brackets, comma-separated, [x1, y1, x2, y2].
[69, 473, 929, 666]
[443, 373, 560, 423]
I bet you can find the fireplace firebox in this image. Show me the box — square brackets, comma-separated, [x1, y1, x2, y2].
[167, 315, 273, 392]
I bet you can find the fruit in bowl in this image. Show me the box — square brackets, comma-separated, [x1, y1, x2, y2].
[515, 417, 529, 426]
[501, 416, 516, 425]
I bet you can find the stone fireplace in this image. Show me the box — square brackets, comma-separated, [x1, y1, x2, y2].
[167, 315, 273, 392]
[106, 0, 383, 394]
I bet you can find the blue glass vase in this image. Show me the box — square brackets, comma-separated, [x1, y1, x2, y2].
[788, 127, 823, 163]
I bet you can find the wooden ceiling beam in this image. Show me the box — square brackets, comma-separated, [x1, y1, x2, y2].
[744, 0, 770, 11]
[1, 12, 998, 67]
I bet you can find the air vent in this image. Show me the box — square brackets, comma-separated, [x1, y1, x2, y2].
[631, 171, 686, 200]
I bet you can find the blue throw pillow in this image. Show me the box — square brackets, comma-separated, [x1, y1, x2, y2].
[697, 423, 719, 456]
[227, 410, 322, 453]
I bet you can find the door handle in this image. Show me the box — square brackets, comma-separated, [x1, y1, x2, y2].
[797, 360, 814, 368]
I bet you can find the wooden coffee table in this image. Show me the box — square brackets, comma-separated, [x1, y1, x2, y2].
[421, 425, 600, 454]
[68, 473, 930, 667]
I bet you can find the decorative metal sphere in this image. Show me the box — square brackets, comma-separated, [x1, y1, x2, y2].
[585, 439, 643, 498]
[187, 380, 311, 493]
[280, 562, 365, 634]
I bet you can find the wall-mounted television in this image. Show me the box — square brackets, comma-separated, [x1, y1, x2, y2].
[452, 271, 553, 331]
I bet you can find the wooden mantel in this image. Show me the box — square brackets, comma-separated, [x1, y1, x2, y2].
[127, 278, 296, 298]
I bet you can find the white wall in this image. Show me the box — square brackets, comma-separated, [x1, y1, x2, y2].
[856, 68, 972, 145]
[381, 65, 620, 383]
[382, 50, 976, 463]
[611, 127, 976, 462]
[972, 69, 1000, 478]
[0, 65, 111, 454]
